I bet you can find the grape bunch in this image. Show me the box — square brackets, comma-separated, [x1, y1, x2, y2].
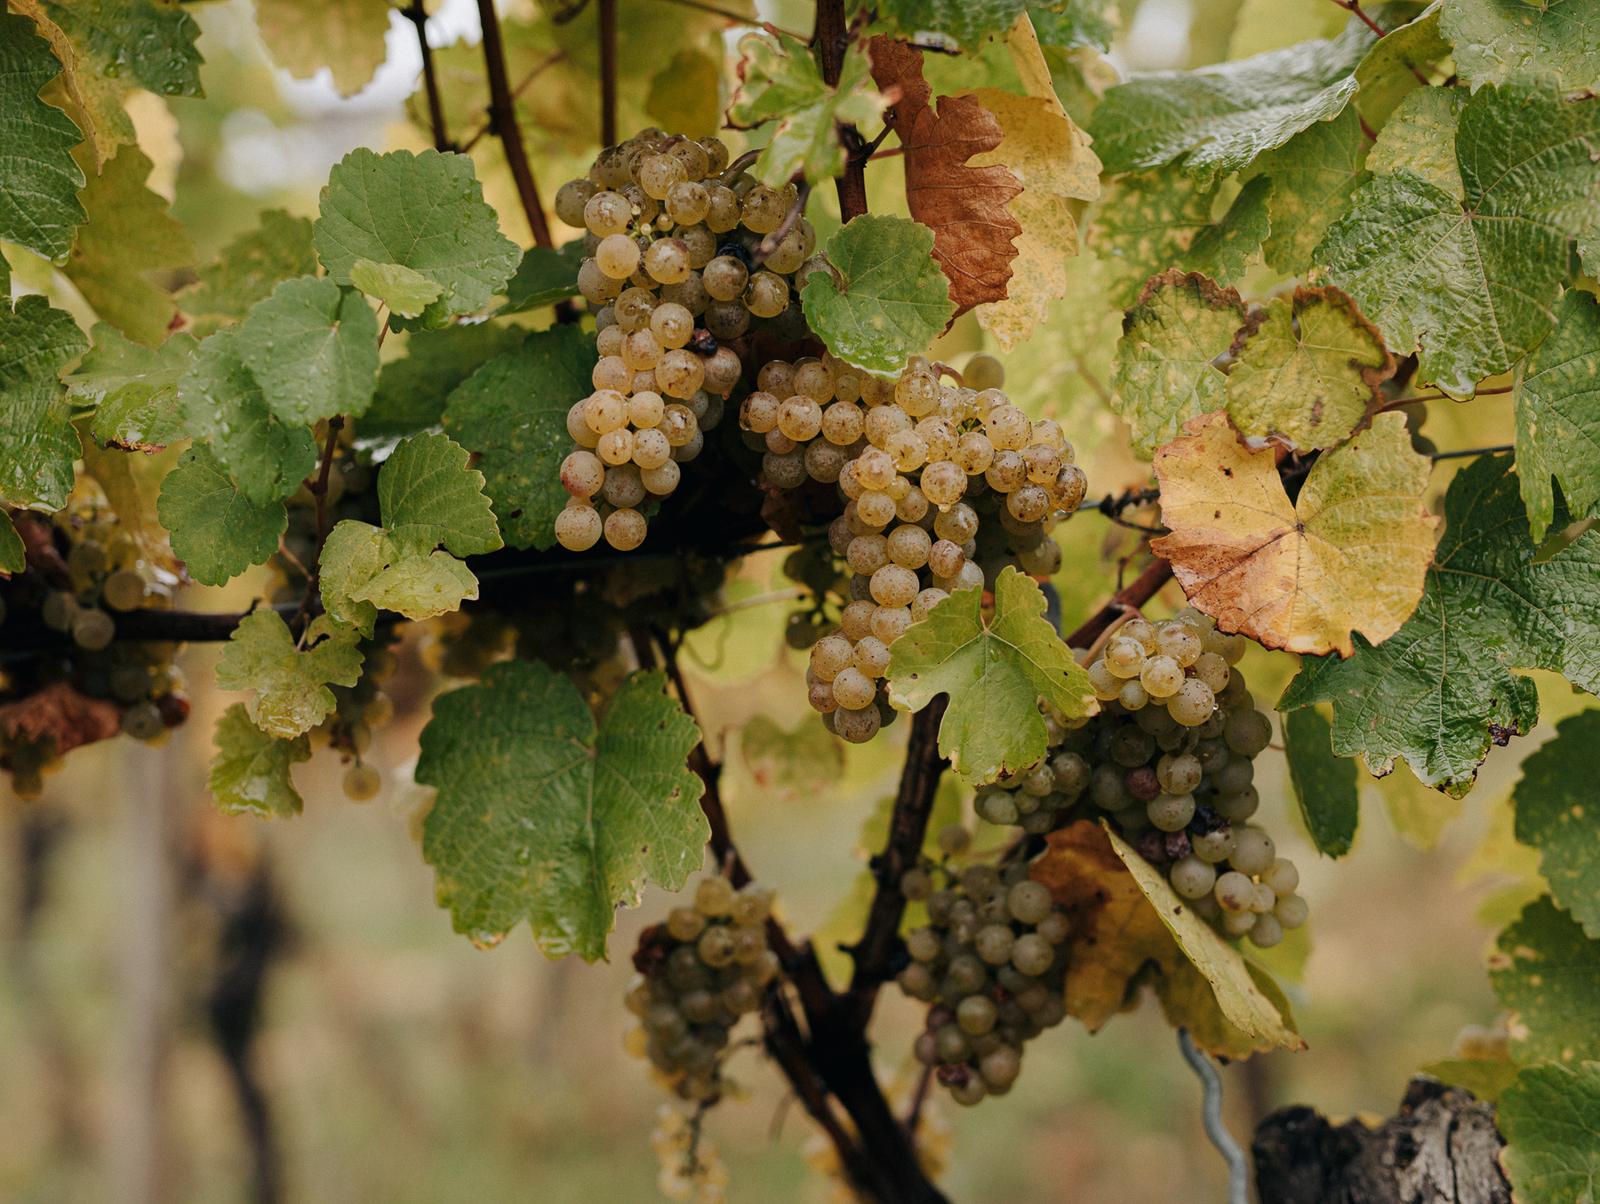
[625, 876, 780, 1102]
[315, 636, 397, 802]
[651, 1104, 730, 1204]
[973, 609, 1308, 948]
[750, 355, 1085, 743]
[896, 858, 1072, 1106]
[554, 127, 820, 552]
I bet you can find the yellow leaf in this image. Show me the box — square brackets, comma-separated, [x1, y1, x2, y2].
[13, 0, 125, 168]
[968, 15, 1101, 350]
[1151, 410, 1437, 656]
[256, 0, 391, 99]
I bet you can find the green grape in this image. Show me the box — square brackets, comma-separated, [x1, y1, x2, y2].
[72, 608, 116, 652]
[343, 763, 383, 802]
[102, 569, 148, 612]
[121, 700, 164, 741]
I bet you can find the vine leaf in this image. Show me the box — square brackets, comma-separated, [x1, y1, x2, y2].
[11, 0, 120, 168]
[1441, 0, 1600, 95]
[1315, 86, 1600, 397]
[1366, 85, 1466, 198]
[442, 325, 596, 550]
[208, 702, 310, 819]
[1490, 895, 1600, 1067]
[498, 242, 584, 316]
[1087, 16, 1377, 174]
[1283, 706, 1359, 857]
[1225, 286, 1393, 451]
[727, 30, 884, 188]
[319, 431, 501, 631]
[0, 514, 23, 575]
[887, 566, 1093, 785]
[1087, 168, 1221, 307]
[1030, 821, 1301, 1057]
[1511, 711, 1600, 940]
[737, 715, 844, 802]
[416, 662, 708, 960]
[349, 258, 444, 319]
[358, 323, 524, 454]
[1281, 453, 1600, 795]
[179, 329, 319, 505]
[236, 275, 380, 425]
[1351, 4, 1451, 125]
[314, 148, 522, 328]
[646, 47, 722, 137]
[801, 214, 954, 377]
[1110, 270, 1244, 458]
[867, 37, 1022, 318]
[0, 11, 85, 262]
[1182, 175, 1272, 286]
[1499, 1063, 1600, 1204]
[0, 295, 88, 512]
[870, 0, 1030, 50]
[63, 145, 194, 348]
[968, 15, 1102, 348]
[40, 0, 203, 100]
[255, 0, 390, 98]
[215, 610, 364, 739]
[1152, 411, 1436, 656]
[158, 447, 286, 587]
[1249, 107, 1369, 275]
[180, 209, 318, 336]
[67, 325, 195, 451]
[1515, 289, 1600, 543]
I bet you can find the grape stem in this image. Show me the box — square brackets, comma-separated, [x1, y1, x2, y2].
[402, 0, 456, 152]
[1380, 383, 1513, 411]
[814, 0, 869, 221]
[458, 53, 566, 154]
[750, 181, 813, 267]
[1330, 0, 1387, 38]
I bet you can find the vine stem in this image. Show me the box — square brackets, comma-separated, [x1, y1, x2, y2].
[598, 0, 617, 147]
[458, 52, 565, 153]
[814, 0, 868, 221]
[1381, 383, 1513, 411]
[475, 0, 555, 249]
[291, 417, 345, 640]
[1065, 558, 1175, 649]
[403, 0, 455, 152]
[1330, 0, 1386, 37]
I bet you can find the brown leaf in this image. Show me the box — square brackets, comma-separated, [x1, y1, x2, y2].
[868, 37, 1022, 317]
[0, 682, 122, 758]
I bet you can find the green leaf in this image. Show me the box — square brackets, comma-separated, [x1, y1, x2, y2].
[314, 148, 522, 327]
[157, 447, 286, 587]
[1104, 827, 1304, 1051]
[1491, 894, 1600, 1066]
[727, 31, 884, 187]
[1087, 166, 1220, 307]
[1283, 706, 1359, 857]
[316, 520, 385, 636]
[1110, 269, 1245, 458]
[498, 242, 584, 315]
[887, 567, 1094, 784]
[1029, 1, 1115, 53]
[0, 11, 85, 262]
[1513, 711, 1600, 938]
[1350, 4, 1450, 125]
[236, 275, 380, 425]
[0, 512, 24, 575]
[801, 215, 954, 377]
[737, 715, 845, 801]
[1315, 86, 1600, 397]
[871, 0, 1029, 49]
[1225, 286, 1392, 450]
[62, 145, 194, 347]
[1281, 453, 1600, 795]
[255, 0, 390, 98]
[376, 430, 502, 556]
[1419, 1056, 1519, 1103]
[357, 322, 524, 452]
[1181, 174, 1271, 285]
[416, 662, 708, 959]
[0, 295, 88, 511]
[1249, 107, 1369, 274]
[1500, 1063, 1600, 1204]
[1086, 17, 1377, 174]
[67, 324, 195, 451]
[1442, 0, 1600, 94]
[180, 329, 319, 504]
[215, 610, 364, 739]
[180, 209, 318, 334]
[442, 324, 597, 550]
[40, 0, 203, 98]
[645, 47, 722, 137]
[349, 258, 444, 319]
[1367, 85, 1467, 198]
[208, 702, 310, 818]
[1515, 290, 1600, 543]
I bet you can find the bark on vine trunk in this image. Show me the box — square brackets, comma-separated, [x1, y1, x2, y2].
[1253, 1077, 1510, 1204]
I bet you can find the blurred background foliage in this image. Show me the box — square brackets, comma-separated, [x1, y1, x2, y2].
[0, 0, 1569, 1200]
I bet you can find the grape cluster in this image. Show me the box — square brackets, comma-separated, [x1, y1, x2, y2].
[756, 355, 1085, 743]
[625, 876, 780, 1102]
[896, 858, 1072, 1106]
[314, 637, 397, 802]
[651, 1105, 730, 1204]
[973, 610, 1308, 948]
[554, 128, 820, 552]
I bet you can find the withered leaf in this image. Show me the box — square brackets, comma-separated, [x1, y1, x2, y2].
[0, 682, 122, 758]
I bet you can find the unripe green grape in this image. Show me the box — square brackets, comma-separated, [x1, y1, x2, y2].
[1147, 792, 1195, 832]
[343, 762, 382, 802]
[831, 702, 881, 743]
[42, 590, 78, 631]
[1169, 855, 1216, 899]
[1225, 707, 1273, 756]
[1249, 913, 1284, 948]
[1167, 678, 1216, 726]
[72, 607, 115, 651]
[1229, 826, 1275, 875]
[121, 700, 164, 740]
[1274, 893, 1309, 928]
[554, 177, 597, 227]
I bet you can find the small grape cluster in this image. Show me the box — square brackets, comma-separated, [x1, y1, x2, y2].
[554, 127, 820, 552]
[651, 1105, 730, 1204]
[974, 610, 1308, 948]
[315, 637, 398, 802]
[752, 355, 1084, 743]
[625, 876, 780, 1102]
[896, 857, 1072, 1106]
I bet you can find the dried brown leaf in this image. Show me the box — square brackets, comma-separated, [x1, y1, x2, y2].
[0, 682, 122, 757]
